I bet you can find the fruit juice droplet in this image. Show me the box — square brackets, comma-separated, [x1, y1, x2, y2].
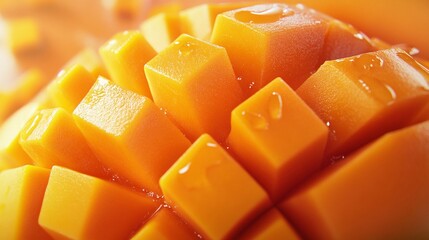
[242, 111, 269, 130]
[234, 4, 294, 24]
[206, 142, 217, 148]
[269, 91, 283, 120]
[178, 162, 191, 175]
[56, 69, 66, 78]
[384, 83, 397, 101]
[353, 32, 365, 40]
[325, 121, 331, 127]
[329, 155, 345, 165]
[106, 39, 117, 48]
[236, 76, 243, 81]
[249, 81, 255, 89]
[353, 54, 384, 71]
[396, 52, 429, 90]
[21, 113, 42, 140]
[178, 42, 195, 56]
[358, 79, 371, 93]
[393, 44, 420, 56]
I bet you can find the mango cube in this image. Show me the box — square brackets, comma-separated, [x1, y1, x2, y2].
[228, 78, 328, 201]
[39, 166, 160, 240]
[140, 10, 181, 52]
[64, 48, 109, 79]
[99, 31, 156, 97]
[180, 3, 252, 41]
[280, 120, 429, 239]
[47, 64, 96, 113]
[211, 4, 328, 96]
[19, 108, 106, 178]
[160, 134, 270, 239]
[131, 207, 195, 240]
[0, 102, 41, 169]
[297, 48, 429, 156]
[145, 34, 243, 142]
[239, 209, 301, 240]
[322, 19, 374, 60]
[73, 77, 191, 193]
[0, 165, 51, 240]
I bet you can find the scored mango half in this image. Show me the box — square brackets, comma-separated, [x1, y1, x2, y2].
[0, 2, 428, 240]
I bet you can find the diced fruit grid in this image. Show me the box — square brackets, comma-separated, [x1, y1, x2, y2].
[0, 2, 429, 240]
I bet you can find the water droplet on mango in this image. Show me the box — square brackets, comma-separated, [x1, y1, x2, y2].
[268, 91, 283, 120]
[242, 111, 269, 130]
[235, 4, 294, 24]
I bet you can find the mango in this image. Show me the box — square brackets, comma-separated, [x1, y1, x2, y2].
[19, 108, 106, 178]
[145, 33, 243, 142]
[0, 2, 428, 239]
[228, 77, 328, 201]
[73, 77, 191, 193]
[99, 31, 156, 98]
[0, 165, 51, 240]
[280, 120, 429, 239]
[39, 166, 160, 240]
[160, 134, 270, 239]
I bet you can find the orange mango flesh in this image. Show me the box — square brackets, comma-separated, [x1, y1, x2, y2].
[140, 8, 182, 52]
[280, 120, 429, 239]
[19, 108, 106, 178]
[0, 165, 51, 240]
[211, 4, 328, 96]
[239, 208, 301, 240]
[0, 2, 428, 239]
[64, 48, 109, 79]
[160, 134, 270, 239]
[145, 33, 243, 142]
[322, 19, 375, 61]
[297, 48, 429, 157]
[180, 2, 253, 41]
[73, 77, 191, 193]
[131, 207, 196, 240]
[0, 102, 42, 169]
[47, 64, 97, 113]
[99, 31, 156, 98]
[228, 77, 328, 202]
[39, 166, 160, 240]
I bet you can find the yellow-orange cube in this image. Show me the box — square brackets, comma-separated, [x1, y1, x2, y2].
[19, 108, 106, 178]
[48, 64, 96, 113]
[145, 34, 243, 142]
[239, 209, 301, 240]
[228, 78, 328, 201]
[180, 3, 252, 41]
[160, 134, 271, 239]
[211, 4, 328, 96]
[73, 77, 191, 193]
[140, 10, 181, 52]
[131, 207, 196, 240]
[0, 102, 41, 169]
[64, 48, 109, 79]
[99, 31, 156, 97]
[39, 166, 160, 240]
[280, 121, 429, 239]
[0, 165, 51, 240]
[297, 48, 429, 156]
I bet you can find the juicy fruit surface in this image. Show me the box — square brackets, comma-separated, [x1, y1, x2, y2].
[0, 1, 429, 240]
